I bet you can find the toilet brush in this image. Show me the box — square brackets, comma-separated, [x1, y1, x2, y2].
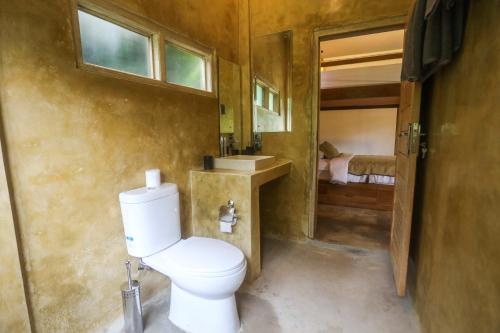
[121, 260, 144, 333]
[127, 260, 133, 289]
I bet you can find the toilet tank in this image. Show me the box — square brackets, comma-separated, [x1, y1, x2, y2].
[119, 183, 181, 258]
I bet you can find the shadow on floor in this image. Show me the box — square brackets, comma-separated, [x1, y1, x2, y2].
[237, 292, 281, 332]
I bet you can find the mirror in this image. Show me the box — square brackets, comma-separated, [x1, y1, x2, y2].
[218, 57, 242, 155]
[252, 30, 292, 134]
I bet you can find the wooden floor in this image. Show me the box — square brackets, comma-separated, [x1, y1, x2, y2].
[315, 204, 392, 250]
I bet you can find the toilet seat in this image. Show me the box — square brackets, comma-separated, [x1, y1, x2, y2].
[144, 237, 246, 278]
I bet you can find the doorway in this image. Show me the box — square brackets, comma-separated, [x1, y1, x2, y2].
[313, 27, 405, 250]
[309, 17, 424, 296]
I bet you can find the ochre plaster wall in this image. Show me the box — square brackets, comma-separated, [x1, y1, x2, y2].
[250, 0, 412, 238]
[0, 0, 238, 331]
[411, 1, 500, 332]
[239, 0, 253, 149]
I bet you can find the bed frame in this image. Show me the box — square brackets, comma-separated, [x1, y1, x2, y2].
[318, 179, 394, 211]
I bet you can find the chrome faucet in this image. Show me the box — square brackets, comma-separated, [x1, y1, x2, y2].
[219, 200, 237, 225]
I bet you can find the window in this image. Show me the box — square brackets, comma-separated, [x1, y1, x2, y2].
[254, 78, 280, 114]
[165, 42, 207, 90]
[268, 90, 275, 112]
[78, 10, 152, 78]
[73, 1, 215, 96]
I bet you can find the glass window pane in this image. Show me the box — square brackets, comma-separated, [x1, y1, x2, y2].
[78, 10, 151, 77]
[165, 43, 206, 90]
[255, 84, 264, 107]
[268, 91, 274, 112]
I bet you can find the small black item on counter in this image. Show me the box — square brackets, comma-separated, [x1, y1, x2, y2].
[203, 155, 214, 170]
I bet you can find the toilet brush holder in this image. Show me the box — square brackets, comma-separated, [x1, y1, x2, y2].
[121, 261, 144, 333]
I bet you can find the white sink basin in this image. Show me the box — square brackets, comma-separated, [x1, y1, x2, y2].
[214, 155, 276, 171]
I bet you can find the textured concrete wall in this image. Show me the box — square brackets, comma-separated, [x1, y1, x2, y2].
[250, 0, 412, 238]
[0, 0, 238, 331]
[412, 1, 500, 332]
[239, 0, 253, 149]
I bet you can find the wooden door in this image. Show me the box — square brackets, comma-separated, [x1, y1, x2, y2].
[390, 80, 422, 296]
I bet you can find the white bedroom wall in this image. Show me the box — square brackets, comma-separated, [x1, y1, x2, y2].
[319, 108, 397, 155]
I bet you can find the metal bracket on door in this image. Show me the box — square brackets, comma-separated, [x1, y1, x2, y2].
[419, 142, 428, 159]
[408, 122, 421, 155]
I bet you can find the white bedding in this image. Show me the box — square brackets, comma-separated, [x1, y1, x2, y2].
[328, 154, 354, 184]
[369, 175, 395, 185]
[348, 174, 369, 183]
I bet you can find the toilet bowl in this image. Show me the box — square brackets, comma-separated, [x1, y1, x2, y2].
[143, 237, 246, 333]
[119, 183, 247, 333]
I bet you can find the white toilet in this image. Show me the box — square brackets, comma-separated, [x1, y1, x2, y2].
[119, 183, 247, 333]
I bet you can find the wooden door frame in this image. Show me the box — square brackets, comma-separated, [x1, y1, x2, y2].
[307, 15, 407, 238]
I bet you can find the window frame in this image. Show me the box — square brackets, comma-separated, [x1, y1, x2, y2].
[76, 7, 155, 79]
[70, 0, 217, 98]
[163, 32, 214, 93]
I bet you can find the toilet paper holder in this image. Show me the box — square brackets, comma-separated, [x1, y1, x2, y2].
[219, 200, 237, 232]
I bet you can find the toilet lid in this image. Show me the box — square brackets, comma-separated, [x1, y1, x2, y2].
[161, 237, 245, 275]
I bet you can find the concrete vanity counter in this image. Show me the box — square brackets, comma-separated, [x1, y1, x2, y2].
[198, 158, 291, 183]
[190, 159, 291, 281]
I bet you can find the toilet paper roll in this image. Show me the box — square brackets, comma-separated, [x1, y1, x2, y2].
[145, 169, 161, 189]
[220, 221, 232, 233]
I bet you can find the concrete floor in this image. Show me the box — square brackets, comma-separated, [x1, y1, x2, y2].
[138, 238, 420, 333]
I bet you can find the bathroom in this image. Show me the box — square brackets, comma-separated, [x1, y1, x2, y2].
[1, 1, 499, 333]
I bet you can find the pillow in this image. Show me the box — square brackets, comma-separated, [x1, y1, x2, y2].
[319, 141, 341, 159]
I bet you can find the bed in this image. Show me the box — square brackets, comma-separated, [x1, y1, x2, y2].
[317, 154, 395, 211]
[318, 155, 396, 185]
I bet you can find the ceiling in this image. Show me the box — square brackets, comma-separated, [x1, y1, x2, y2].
[320, 29, 404, 88]
[321, 29, 404, 59]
